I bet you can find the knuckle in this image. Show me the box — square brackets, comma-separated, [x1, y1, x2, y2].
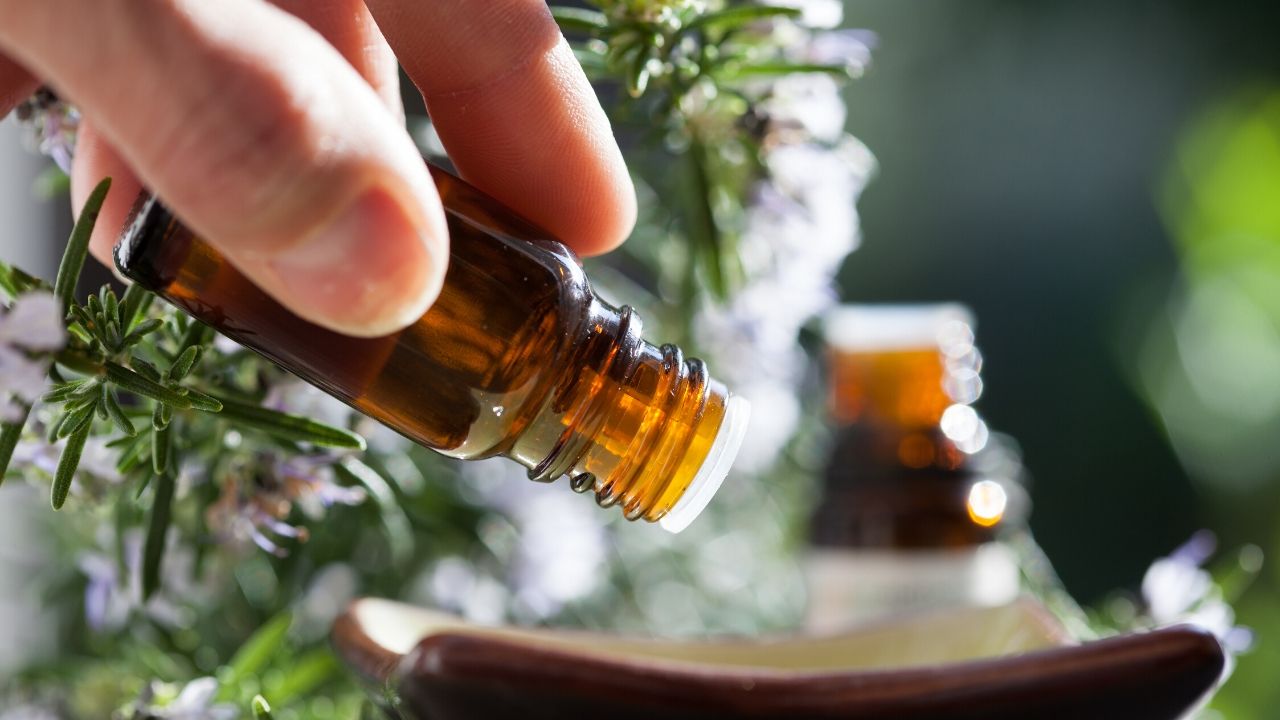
[151, 53, 342, 239]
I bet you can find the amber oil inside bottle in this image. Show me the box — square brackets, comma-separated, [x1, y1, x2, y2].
[813, 305, 997, 549]
[115, 164, 749, 531]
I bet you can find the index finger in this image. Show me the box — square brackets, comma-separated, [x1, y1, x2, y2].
[363, 0, 636, 256]
[0, 54, 38, 117]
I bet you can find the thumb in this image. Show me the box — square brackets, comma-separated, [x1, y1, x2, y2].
[4, 0, 447, 337]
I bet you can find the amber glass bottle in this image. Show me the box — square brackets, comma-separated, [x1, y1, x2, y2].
[805, 304, 1022, 630]
[115, 164, 749, 532]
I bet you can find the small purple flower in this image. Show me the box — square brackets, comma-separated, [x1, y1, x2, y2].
[15, 89, 80, 174]
[1141, 532, 1255, 657]
[206, 452, 365, 557]
[0, 292, 65, 421]
[124, 678, 236, 720]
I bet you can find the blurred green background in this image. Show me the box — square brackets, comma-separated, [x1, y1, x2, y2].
[836, 0, 1280, 713]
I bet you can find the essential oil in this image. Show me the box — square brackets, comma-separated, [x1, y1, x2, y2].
[115, 164, 749, 532]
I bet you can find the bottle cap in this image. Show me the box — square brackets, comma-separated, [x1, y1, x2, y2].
[660, 394, 752, 533]
[824, 303, 974, 352]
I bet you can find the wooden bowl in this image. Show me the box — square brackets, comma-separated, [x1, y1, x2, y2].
[332, 598, 1224, 719]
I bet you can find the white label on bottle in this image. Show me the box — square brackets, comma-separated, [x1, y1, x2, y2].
[803, 543, 1022, 633]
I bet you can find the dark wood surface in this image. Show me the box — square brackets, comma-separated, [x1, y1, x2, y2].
[332, 600, 1224, 720]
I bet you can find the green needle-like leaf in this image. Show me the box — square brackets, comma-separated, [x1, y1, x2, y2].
[141, 469, 174, 600]
[122, 318, 163, 346]
[215, 397, 365, 449]
[41, 381, 86, 404]
[59, 402, 96, 439]
[0, 408, 30, 486]
[104, 362, 195, 410]
[116, 435, 149, 474]
[265, 649, 338, 705]
[720, 61, 853, 80]
[130, 358, 162, 383]
[550, 6, 608, 32]
[51, 421, 91, 510]
[102, 389, 136, 437]
[251, 696, 274, 720]
[181, 388, 223, 413]
[102, 287, 118, 326]
[152, 402, 170, 432]
[688, 5, 801, 32]
[55, 177, 110, 313]
[218, 611, 293, 700]
[169, 346, 202, 382]
[683, 139, 728, 299]
[627, 43, 655, 97]
[118, 282, 148, 330]
[337, 459, 412, 566]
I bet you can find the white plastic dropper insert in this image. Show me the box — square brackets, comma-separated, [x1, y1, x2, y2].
[659, 394, 752, 533]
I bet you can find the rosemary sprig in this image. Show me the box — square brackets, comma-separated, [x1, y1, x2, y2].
[551, 1, 857, 304]
[0, 178, 382, 597]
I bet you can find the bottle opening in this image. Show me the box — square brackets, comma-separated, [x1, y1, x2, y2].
[660, 394, 751, 533]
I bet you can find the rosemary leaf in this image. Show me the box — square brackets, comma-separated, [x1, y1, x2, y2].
[118, 282, 148, 330]
[0, 408, 30, 486]
[122, 318, 163, 347]
[141, 468, 174, 600]
[130, 358, 162, 383]
[134, 471, 152, 499]
[103, 389, 137, 437]
[215, 397, 365, 450]
[102, 287, 118, 326]
[41, 381, 86, 404]
[252, 696, 274, 720]
[51, 421, 91, 510]
[117, 435, 149, 474]
[688, 5, 802, 32]
[180, 388, 222, 413]
[46, 412, 68, 443]
[55, 177, 110, 312]
[627, 42, 656, 97]
[337, 458, 412, 566]
[720, 61, 853, 80]
[176, 320, 209, 355]
[550, 6, 609, 33]
[218, 611, 293, 701]
[59, 402, 96, 439]
[104, 362, 194, 410]
[169, 346, 202, 382]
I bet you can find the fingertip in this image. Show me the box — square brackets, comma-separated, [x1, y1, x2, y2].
[573, 165, 637, 257]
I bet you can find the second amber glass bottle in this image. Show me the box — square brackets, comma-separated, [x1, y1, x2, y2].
[115, 163, 749, 532]
[805, 304, 1023, 630]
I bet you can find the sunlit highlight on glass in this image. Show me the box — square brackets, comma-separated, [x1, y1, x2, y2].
[967, 479, 1007, 527]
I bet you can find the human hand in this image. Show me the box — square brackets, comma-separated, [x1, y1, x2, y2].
[0, 0, 636, 337]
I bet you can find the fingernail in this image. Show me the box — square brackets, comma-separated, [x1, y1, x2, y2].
[267, 187, 441, 337]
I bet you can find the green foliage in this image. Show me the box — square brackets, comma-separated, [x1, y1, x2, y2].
[552, 0, 857, 308]
[1, 3, 869, 716]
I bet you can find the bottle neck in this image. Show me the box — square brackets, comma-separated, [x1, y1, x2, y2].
[510, 301, 734, 527]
